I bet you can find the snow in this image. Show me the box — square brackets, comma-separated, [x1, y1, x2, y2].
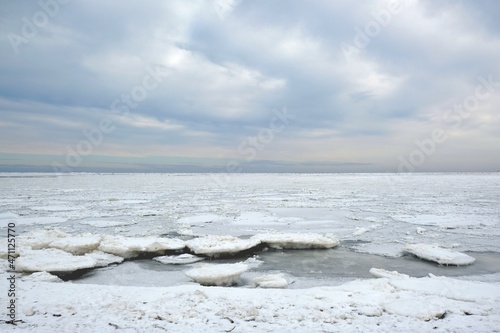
[49, 234, 103, 255]
[15, 249, 98, 273]
[98, 235, 186, 258]
[253, 232, 339, 249]
[253, 273, 288, 288]
[184, 263, 249, 286]
[405, 243, 476, 266]
[17, 229, 70, 250]
[185, 235, 262, 257]
[154, 253, 205, 265]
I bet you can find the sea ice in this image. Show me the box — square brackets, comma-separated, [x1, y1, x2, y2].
[253, 273, 288, 288]
[184, 262, 249, 286]
[154, 253, 205, 265]
[17, 229, 70, 250]
[405, 243, 476, 266]
[185, 235, 262, 257]
[98, 235, 185, 258]
[252, 233, 339, 249]
[80, 219, 136, 228]
[15, 248, 98, 273]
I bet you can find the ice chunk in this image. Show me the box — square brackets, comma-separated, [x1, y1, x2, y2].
[49, 234, 103, 255]
[253, 273, 288, 288]
[22, 271, 63, 283]
[184, 263, 249, 286]
[253, 233, 339, 249]
[154, 253, 205, 265]
[405, 243, 476, 266]
[416, 227, 427, 235]
[369, 268, 410, 279]
[186, 235, 262, 257]
[15, 249, 98, 273]
[84, 251, 124, 267]
[98, 235, 185, 258]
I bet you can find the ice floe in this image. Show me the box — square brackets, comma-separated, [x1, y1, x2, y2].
[405, 243, 476, 266]
[253, 273, 288, 288]
[185, 235, 262, 257]
[17, 229, 70, 250]
[154, 253, 205, 265]
[15, 249, 98, 273]
[253, 233, 339, 249]
[98, 235, 185, 258]
[184, 262, 249, 286]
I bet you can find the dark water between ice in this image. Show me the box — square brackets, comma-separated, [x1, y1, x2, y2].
[75, 246, 500, 288]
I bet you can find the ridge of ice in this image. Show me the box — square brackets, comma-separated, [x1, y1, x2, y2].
[49, 234, 103, 255]
[252, 233, 339, 249]
[253, 273, 288, 288]
[369, 268, 410, 279]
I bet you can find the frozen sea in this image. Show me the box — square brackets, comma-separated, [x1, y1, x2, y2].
[1, 172, 500, 332]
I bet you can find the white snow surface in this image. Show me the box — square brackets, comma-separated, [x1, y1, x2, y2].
[98, 235, 185, 258]
[15, 248, 98, 273]
[369, 267, 410, 279]
[253, 232, 339, 249]
[21, 271, 63, 283]
[185, 235, 261, 257]
[405, 243, 476, 266]
[154, 253, 205, 265]
[184, 262, 249, 286]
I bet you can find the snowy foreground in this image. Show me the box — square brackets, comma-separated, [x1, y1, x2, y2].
[4, 271, 500, 332]
[1, 173, 500, 332]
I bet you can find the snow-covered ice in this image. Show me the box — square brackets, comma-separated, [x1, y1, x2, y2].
[21, 271, 63, 283]
[154, 253, 205, 265]
[49, 234, 103, 255]
[369, 267, 410, 279]
[184, 262, 249, 286]
[405, 243, 476, 266]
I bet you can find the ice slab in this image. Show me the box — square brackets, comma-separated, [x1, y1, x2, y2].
[84, 251, 124, 267]
[154, 253, 205, 265]
[253, 233, 339, 249]
[98, 235, 185, 258]
[405, 244, 476, 266]
[15, 249, 98, 273]
[186, 235, 262, 257]
[22, 271, 63, 283]
[184, 262, 249, 286]
[253, 273, 288, 288]
[18, 229, 70, 250]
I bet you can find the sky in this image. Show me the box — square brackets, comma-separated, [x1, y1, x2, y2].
[0, 0, 499, 173]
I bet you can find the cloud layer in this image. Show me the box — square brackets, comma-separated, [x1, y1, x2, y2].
[1, 0, 499, 172]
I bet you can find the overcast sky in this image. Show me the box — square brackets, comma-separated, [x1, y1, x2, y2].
[1, 0, 499, 172]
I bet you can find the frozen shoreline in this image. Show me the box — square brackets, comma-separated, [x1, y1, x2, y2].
[1, 173, 499, 331]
